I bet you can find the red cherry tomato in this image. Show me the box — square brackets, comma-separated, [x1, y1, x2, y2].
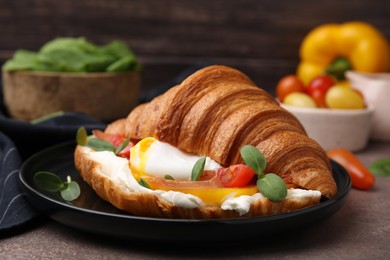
[110, 134, 127, 148]
[117, 143, 134, 158]
[276, 75, 306, 102]
[310, 89, 327, 108]
[307, 75, 335, 108]
[327, 149, 375, 190]
[93, 130, 124, 147]
[92, 129, 135, 158]
[217, 164, 255, 188]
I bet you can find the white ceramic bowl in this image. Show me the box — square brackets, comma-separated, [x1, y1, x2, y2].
[280, 103, 374, 152]
[346, 71, 390, 141]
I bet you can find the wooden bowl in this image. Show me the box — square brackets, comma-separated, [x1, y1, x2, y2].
[2, 70, 141, 122]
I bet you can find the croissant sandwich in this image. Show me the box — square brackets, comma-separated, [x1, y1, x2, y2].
[74, 65, 337, 219]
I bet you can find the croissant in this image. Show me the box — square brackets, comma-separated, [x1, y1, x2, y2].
[109, 65, 337, 198]
[76, 65, 337, 219]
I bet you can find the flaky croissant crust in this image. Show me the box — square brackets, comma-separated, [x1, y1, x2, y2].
[106, 65, 337, 198]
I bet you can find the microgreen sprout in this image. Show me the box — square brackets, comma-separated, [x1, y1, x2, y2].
[33, 171, 81, 201]
[138, 178, 150, 189]
[164, 175, 175, 180]
[115, 137, 131, 155]
[191, 157, 206, 181]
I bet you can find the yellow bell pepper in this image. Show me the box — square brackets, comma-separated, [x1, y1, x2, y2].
[297, 21, 390, 85]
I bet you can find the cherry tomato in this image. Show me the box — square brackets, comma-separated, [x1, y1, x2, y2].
[307, 75, 335, 108]
[199, 170, 218, 181]
[327, 149, 375, 190]
[93, 130, 124, 147]
[353, 88, 365, 102]
[117, 143, 133, 158]
[283, 92, 317, 108]
[92, 129, 135, 158]
[325, 86, 365, 109]
[217, 164, 255, 188]
[310, 89, 327, 108]
[276, 75, 306, 102]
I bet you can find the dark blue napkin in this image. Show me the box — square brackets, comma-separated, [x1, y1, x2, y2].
[0, 111, 106, 232]
[0, 131, 35, 231]
[0, 62, 211, 232]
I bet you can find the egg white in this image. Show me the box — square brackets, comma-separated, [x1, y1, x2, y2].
[130, 137, 221, 180]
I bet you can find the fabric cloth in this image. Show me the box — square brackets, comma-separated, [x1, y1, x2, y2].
[0, 131, 36, 231]
[0, 62, 210, 232]
[0, 110, 105, 231]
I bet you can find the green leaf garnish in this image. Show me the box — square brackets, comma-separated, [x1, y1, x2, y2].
[33, 172, 80, 201]
[257, 173, 287, 202]
[60, 178, 81, 201]
[33, 171, 65, 192]
[115, 137, 131, 155]
[76, 127, 88, 146]
[240, 145, 267, 176]
[191, 157, 206, 181]
[369, 158, 390, 177]
[138, 178, 150, 189]
[86, 138, 116, 152]
[164, 175, 175, 180]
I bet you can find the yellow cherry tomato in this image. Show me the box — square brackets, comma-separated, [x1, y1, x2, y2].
[283, 92, 317, 108]
[325, 86, 365, 109]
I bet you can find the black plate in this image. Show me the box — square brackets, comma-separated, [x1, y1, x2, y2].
[19, 141, 351, 242]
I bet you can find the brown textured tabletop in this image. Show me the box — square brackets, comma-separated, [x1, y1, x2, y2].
[1, 141, 389, 259]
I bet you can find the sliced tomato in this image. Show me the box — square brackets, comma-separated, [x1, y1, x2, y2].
[217, 164, 255, 188]
[92, 129, 138, 152]
[147, 165, 256, 190]
[145, 175, 258, 206]
[199, 170, 218, 181]
[92, 130, 124, 147]
[117, 143, 133, 158]
[147, 174, 224, 189]
[140, 165, 258, 206]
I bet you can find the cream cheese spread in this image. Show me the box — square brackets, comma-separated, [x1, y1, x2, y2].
[85, 147, 321, 215]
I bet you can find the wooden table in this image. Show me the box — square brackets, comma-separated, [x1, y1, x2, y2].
[1, 141, 389, 259]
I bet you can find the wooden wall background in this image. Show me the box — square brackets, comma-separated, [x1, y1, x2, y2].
[1, 0, 390, 95]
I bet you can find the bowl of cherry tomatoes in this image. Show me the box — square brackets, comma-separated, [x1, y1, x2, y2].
[276, 74, 374, 152]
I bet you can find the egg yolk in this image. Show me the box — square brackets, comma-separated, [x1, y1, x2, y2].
[148, 180, 259, 206]
[129, 137, 259, 206]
